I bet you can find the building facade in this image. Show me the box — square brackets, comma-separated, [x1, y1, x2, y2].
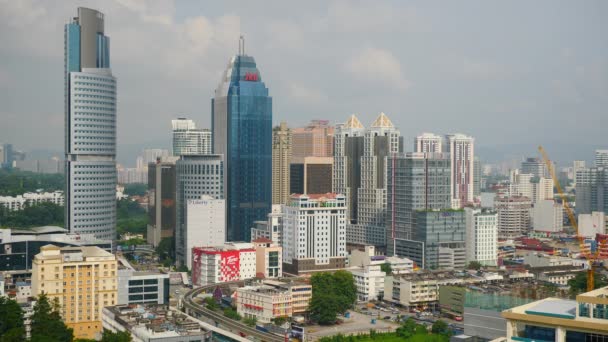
[290, 156, 333, 195]
[282, 194, 347, 274]
[334, 113, 403, 247]
[64, 8, 117, 241]
[0, 191, 64, 211]
[272, 122, 292, 205]
[444, 134, 475, 208]
[212, 49, 272, 242]
[31, 245, 117, 339]
[250, 204, 284, 246]
[184, 196, 226, 269]
[521, 157, 548, 178]
[253, 238, 282, 278]
[175, 155, 224, 267]
[146, 157, 178, 247]
[191, 243, 256, 286]
[415, 133, 442, 153]
[465, 208, 498, 266]
[596, 150, 608, 168]
[117, 268, 169, 305]
[236, 286, 292, 324]
[171, 118, 212, 156]
[532, 199, 564, 232]
[386, 152, 452, 256]
[291, 120, 334, 158]
[495, 196, 532, 238]
[576, 167, 608, 215]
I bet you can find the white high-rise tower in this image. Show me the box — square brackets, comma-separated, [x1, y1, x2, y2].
[65, 8, 117, 240]
[444, 133, 475, 208]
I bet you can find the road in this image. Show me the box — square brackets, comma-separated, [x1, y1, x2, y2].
[182, 282, 285, 342]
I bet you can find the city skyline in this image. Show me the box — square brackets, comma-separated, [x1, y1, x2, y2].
[1, 1, 607, 166]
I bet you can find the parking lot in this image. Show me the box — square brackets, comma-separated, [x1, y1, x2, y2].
[305, 309, 400, 340]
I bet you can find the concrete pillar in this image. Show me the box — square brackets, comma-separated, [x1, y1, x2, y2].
[506, 320, 516, 339]
[555, 326, 566, 342]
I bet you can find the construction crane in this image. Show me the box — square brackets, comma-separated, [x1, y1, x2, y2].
[538, 146, 600, 291]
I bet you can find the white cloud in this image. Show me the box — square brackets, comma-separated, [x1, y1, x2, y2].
[288, 83, 327, 104]
[345, 47, 408, 90]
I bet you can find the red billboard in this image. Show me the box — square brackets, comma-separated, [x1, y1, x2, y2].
[192, 248, 204, 285]
[219, 250, 241, 282]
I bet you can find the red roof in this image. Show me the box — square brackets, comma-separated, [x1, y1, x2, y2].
[252, 237, 273, 243]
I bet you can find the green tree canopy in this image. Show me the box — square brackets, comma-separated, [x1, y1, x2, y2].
[116, 199, 148, 237]
[0, 296, 25, 342]
[568, 272, 608, 296]
[0, 170, 64, 196]
[100, 329, 132, 342]
[431, 320, 451, 337]
[310, 271, 357, 325]
[380, 262, 392, 275]
[0, 202, 64, 228]
[31, 293, 74, 342]
[467, 261, 482, 270]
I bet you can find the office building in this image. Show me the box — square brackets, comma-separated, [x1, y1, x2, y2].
[384, 271, 465, 309]
[14, 159, 64, 174]
[596, 150, 608, 168]
[521, 157, 547, 178]
[532, 200, 564, 232]
[184, 195, 226, 269]
[117, 259, 169, 305]
[333, 114, 365, 222]
[292, 120, 334, 158]
[502, 286, 608, 341]
[348, 263, 386, 302]
[290, 156, 333, 195]
[250, 204, 284, 246]
[212, 41, 272, 242]
[349, 246, 415, 274]
[495, 196, 532, 238]
[175, 155, 224, 267]
[64, 8, 117, 241]
[395, 210, 466, 270]
[576, 167, 608, 215]
[0, 227, 112, 271]
[252, 238, 282, 278]
[465, 208, 498, 266]
[578, 212, 606, 238]
[415, 133, 442, 153]
[31, 245, 117, 339]
[386, 152, 452, 256]
[171, 118, 212, 156]
[334, 113, 403, 246]
[146, 157, 178, 247]
[282, 193, 347, 274]
[573, 160, 586, 186]
[473, 157, 481, 198]
[142, 149, 169, 164]
[0, 143, 14, 169]
[272, 122, 292, 204]
[444, 134, 475, 207]
[236, 285, 292, 324]
[191, 242, 256, 286]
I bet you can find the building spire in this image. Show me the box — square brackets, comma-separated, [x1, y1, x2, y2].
[239, 35, 245, 55]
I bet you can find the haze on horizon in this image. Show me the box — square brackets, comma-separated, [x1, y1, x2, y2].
[0, 0, 606, 165]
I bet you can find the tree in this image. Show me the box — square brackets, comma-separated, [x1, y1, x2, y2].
[223, 308, 242, 321]
[568, 272, 608, 296]
[116, 199, 148, 236]
[243, 317, 257, 327]
[100, 329, 132, 342]
[309, 271, 357, 325]
[380, 262, 392, 275]
[431, 320, 451, 337]
[156, 237, 175, 265]
[467, 261, 482, 270]
[272, 316, 287, 326]
[396, 317, 417, 338]
[31, 293, 74, 342]
[0, 202, 64, 228]
[0, 169, 64, 196]
[123, 183, 147, 197]
[203, 297, 219, 311]
[0, 296, 25, 342]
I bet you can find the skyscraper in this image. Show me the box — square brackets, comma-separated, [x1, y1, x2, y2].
[444, 134, 475, 208]
[576, 167, 608, 215]
[64, 8, 117, 240]
[172, 118, 212, 156]
[343, 113, 403, 247]
[272, 122, 292, 204]
[292, 120, 334, 158]
[495, 196, 532, 238]
[175, 155, 224, 267]
[521, 157, 548, 178]
[386, 152, 452, 256]
[415, 133, 442, 153]
[147, 157, 178, 247]
[212, 40, 272, 242]
[596, 150, 608, 168]
[465, 208, 498, 266]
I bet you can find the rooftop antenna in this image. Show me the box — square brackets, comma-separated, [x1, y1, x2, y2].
[239, 35, 245, 55]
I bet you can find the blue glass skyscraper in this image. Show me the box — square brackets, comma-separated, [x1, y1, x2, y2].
[212, 41, 272, 242]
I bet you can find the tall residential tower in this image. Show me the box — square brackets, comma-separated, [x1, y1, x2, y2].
[65, 8, 117, 240]
[272, 122, 292, 204]
[171, 118, 212, 156]
[212, 40, 272, 242]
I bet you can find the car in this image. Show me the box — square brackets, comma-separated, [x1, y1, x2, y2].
[383, 316, 391, 320]
[175, 290, 179, 294]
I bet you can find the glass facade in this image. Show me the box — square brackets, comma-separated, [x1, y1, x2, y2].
[212, 55, 272, 242]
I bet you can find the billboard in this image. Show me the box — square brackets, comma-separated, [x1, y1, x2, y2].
[192, 248, 205, 285]
[219, 250, 241, 282]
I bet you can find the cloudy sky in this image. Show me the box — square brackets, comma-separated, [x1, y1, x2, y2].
[1, 0, 607, 165]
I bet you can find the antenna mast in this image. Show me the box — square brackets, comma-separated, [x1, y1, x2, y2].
[239, 35, 245, 55]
